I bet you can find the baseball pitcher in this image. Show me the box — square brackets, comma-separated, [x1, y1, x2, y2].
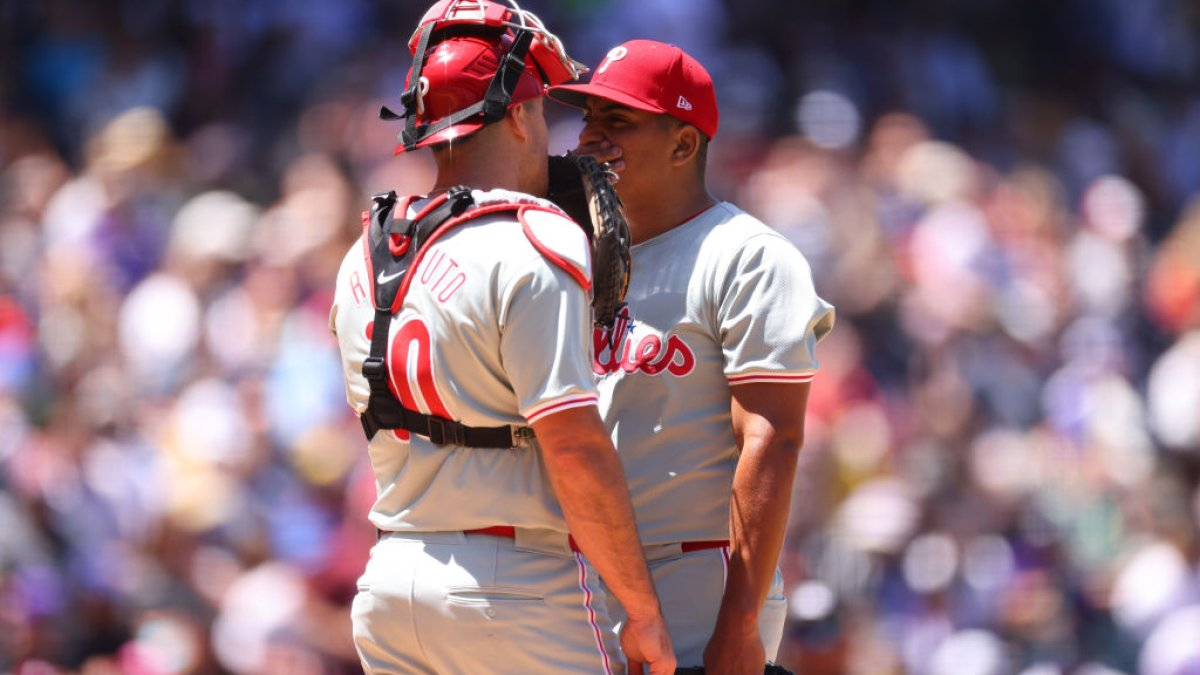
[549, 40, 835, 673]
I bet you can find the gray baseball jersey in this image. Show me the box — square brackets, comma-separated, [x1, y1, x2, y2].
[595, 201, 833, 665]
[594, 201, 834, 546]
[331, 189, 599, 535]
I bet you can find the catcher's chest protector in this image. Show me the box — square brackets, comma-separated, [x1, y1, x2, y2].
[359, 187, 532, 448]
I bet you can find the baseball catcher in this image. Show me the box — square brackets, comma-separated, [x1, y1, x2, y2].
[331, 1, 676, 672]
[547, 152, 632, 328]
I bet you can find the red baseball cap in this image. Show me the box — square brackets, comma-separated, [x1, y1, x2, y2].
[549, 40, 719, 139]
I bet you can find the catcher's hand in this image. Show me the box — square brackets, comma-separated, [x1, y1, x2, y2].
[546, 153, 632, 328]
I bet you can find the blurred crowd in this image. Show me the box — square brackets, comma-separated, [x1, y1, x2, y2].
[2, 0, 1200, 674]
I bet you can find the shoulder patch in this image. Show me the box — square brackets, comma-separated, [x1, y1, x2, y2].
[518, 205, 592, 290]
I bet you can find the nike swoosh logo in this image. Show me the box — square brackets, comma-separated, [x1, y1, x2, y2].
[377, 269, 404, 284]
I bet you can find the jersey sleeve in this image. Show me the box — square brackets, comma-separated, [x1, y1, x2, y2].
[329, 242, 372, 414]
[498, 256, 599, 424]
[718, 233, 835, 384]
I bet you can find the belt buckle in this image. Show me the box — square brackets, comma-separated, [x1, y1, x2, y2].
[511, 426, 535, 448]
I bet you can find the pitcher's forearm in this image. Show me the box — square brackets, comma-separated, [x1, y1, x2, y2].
[722, 381, 810, 620]
[722, 434, 799, 619]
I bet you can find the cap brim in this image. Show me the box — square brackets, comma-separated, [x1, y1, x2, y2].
[548, 82, 666, 115]
[392, 120, 486, 155]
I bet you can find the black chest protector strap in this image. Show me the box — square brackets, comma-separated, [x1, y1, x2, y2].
[360, 187, 533, 448]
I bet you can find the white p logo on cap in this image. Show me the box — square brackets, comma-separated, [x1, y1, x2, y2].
[597, 46, 628, 75]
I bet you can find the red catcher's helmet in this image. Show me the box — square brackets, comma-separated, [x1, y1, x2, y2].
[385, 0, 586, 154]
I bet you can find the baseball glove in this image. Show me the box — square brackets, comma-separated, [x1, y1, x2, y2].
[546, 153, 631, 328]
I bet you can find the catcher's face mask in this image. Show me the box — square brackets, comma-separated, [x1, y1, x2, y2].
[384, 0, 587, 154]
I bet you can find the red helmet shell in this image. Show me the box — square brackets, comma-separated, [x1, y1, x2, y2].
[397, 33, 545, 153]
[390, 0, 585, 154]
[409, 0, 582, 88]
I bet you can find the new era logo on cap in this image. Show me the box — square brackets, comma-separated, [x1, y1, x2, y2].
[548, 39, 719, 139]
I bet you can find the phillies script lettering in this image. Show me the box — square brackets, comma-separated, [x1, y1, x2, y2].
[593, 308, 696, 376]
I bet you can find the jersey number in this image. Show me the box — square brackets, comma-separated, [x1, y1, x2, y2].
[387, 317, 452, 422]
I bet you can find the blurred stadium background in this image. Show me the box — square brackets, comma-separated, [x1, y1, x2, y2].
[2, 0, 1199, 673]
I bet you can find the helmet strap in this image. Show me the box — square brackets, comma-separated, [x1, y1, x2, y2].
[479, 27, 535, 123]
[396, 20, 439, 145]
[388, 26, 538, 152]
